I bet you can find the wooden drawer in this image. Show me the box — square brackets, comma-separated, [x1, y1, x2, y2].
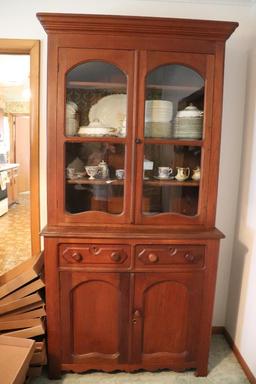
[135, 245, 205, 268]
[59, 244, 131, 268]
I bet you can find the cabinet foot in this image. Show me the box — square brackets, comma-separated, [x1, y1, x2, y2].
[47, 364, 61, 379]
[194, 367, 208, 377]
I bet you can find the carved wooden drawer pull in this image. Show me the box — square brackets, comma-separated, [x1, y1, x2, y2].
[71, 252, 83, 262]
[148, 253, 159, 263]
[184, 253, 195, 262]
[111, 251, 122, 262]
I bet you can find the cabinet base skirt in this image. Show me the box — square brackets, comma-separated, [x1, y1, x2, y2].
[61, 361, 199, 374]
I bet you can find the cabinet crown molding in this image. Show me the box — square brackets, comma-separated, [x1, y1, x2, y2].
[37, 13, 238, 41]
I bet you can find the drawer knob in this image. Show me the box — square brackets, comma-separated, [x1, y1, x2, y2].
[71, 252, 82, 262]
[148, 253, 159, 263]
[184, 253, 195, 262]
[111, 251, 122, 262]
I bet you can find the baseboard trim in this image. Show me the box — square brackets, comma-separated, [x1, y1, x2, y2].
[212, 326, 225, 334]
[211, 326, 256, 384]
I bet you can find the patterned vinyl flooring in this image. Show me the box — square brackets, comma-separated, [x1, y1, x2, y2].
[0, 192, 31, 275]
[32, 336, 249, 383]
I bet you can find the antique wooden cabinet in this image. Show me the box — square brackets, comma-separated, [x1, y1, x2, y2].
[38, 13, 238, 378]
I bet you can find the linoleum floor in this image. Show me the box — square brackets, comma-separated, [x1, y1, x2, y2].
[0, 192, 31, 274]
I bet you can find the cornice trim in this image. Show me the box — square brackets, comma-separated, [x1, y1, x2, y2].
[37, 13, 238, 41]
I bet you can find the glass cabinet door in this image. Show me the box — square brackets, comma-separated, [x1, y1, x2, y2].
[135, 52, 214, 225]
[56, 49, 135, 224]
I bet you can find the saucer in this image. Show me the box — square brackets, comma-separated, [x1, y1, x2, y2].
[154, 176, 174, 180]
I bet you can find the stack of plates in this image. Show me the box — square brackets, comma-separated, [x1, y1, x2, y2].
[145, 100, 173, 122]
[66, 101, 79, 136]
[145, 100, 173, 138]
[145, 122, 172, 138]
[172, 117, 203, 139]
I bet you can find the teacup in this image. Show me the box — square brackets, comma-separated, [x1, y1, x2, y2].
[85, 165, 100, 180]
[157, 167, 173, 179]
[116, 169, 125, 180]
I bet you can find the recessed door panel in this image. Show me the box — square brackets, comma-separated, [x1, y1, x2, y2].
[132, 272, 204, 364]
[143, 280, 188, 354]
[60, 271, 130, 364]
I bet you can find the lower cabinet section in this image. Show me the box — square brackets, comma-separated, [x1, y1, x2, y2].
[59, 269, 203, 369]
[44, 237, 220, 378]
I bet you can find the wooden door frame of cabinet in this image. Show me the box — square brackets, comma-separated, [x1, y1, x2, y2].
[52, 47, 135, 225]
[0, 39, 40, 256]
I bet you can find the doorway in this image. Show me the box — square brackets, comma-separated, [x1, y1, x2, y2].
[0, 40, 40, 272]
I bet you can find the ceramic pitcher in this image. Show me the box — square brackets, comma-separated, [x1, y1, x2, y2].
[175, 167, 190, 181]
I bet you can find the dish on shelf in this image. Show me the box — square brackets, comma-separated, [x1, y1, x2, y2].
[88, 94, 127, 130]
[172, 119, 203, 139]
[176, 104, 203, 118]
[78, 119, 119, 137]
[145, 122, 172, 138]
[66, 101, 78, 116]
[173, 104, 203, 139]
[145, 100, 173, 122]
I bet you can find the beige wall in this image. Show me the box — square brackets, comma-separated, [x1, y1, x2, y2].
[0, 1, 256, 373]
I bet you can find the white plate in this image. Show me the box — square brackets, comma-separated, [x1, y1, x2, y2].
[89, 94, 127, 129]
[78, 126, 118, 136]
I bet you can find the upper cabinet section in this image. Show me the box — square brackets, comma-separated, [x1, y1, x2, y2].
[38, 13, 238, 228]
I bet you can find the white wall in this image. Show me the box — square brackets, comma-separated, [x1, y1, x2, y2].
[225, 44, 256, 377]
[0, 0, 254, 328]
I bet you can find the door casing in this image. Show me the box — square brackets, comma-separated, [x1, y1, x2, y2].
[0, 39, 40, 256]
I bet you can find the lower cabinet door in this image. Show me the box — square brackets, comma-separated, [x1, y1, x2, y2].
[132, 272, 204, 367]
[60, 271, 130, 365]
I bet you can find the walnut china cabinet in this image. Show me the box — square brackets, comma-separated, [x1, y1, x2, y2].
[38, 13, 238, 378]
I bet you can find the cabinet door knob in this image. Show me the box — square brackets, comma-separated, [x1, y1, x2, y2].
[148, 253, 159, 263]
[132, 309, 141, 325]
[111, 251, 122, 262]
[135, 138, 142, 144]
[184, 253, 195, 262]
[72, 252, 82, 262]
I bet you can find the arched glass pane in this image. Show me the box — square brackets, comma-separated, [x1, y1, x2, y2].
[145, 64, 204, 139]
[65, 61, 127, 215]
[66, 61, 127, 137]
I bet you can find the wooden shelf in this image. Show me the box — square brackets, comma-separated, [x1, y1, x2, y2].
[67, 81, 126, 89]
[67, 178, 124, 185]
[64, 136, 126, 143]
[144, 179, 200, 187]
[67, 81, 200, 92]
[147, 84, 200, 92]
[67, 178, 199, 187]
[144, 138, 203, 146]
[64, 137, 202, 146]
